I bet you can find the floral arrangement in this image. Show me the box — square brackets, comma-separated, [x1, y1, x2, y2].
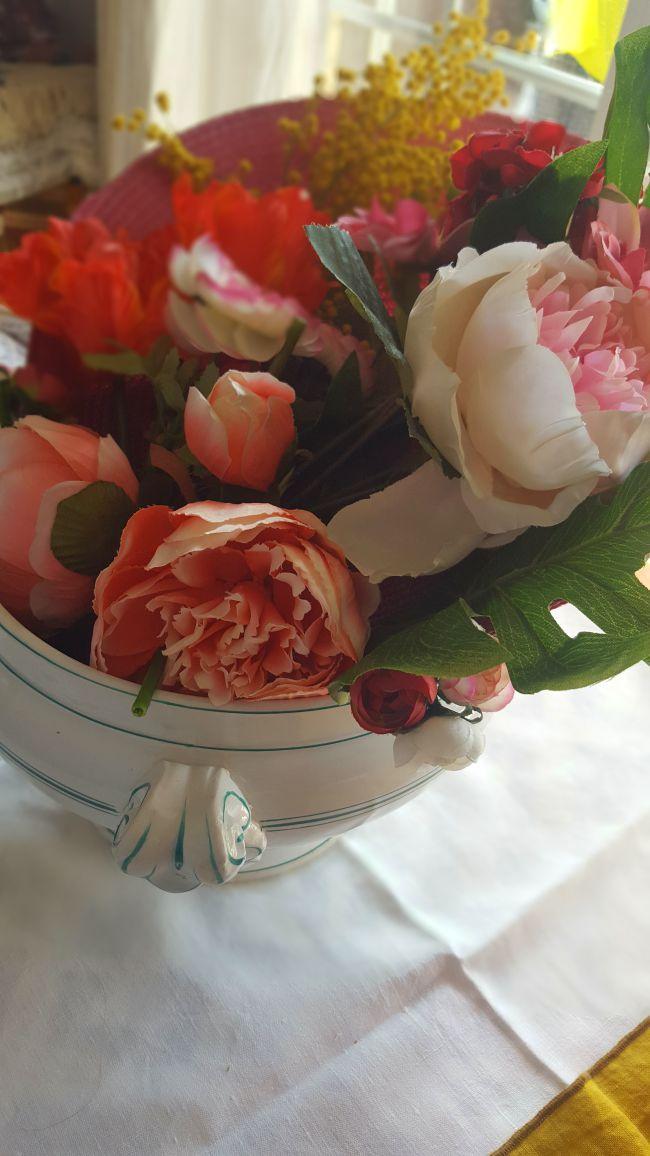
[0, 16, 647, 777]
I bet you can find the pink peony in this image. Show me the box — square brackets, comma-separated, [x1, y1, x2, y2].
[581, 194, 650, 293]
[184, 370, 296, 491]
[0, 416, 137, 629]
[168, 237, 307, 362]
[337, 197, 439, 263]
[91, 502, 372, 703]
[440, 664, 514, 713]
[168, 235, 375, 386]
[350, 669, 438, 734]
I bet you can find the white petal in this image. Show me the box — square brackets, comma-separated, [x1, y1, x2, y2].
[406, 241, 540, 369]
[393, 715, 487, 772]
[583, 410, 650, 482]
[462, 474, 597, 535]
[410, 347, 464, 474]
[463, 344, 610, 493]
[455, 263, 538, 381]
[327, 460, 486, 582]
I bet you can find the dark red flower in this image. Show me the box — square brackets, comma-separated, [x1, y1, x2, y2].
[444, 120, 603, 233]
[350, 669, 438, 735]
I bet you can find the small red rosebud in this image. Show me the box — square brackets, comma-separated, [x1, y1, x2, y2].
[350, 669, 438, 735]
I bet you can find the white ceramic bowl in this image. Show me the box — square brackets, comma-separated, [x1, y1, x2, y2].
[0, 606, 443, 891]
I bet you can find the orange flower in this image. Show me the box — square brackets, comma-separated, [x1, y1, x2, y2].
[0, 179, 329, 359]
[171, 174, 331, 314]
[0, 217, 171, 356]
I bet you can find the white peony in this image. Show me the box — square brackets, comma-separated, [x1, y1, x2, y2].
[329, 240, 650, 580]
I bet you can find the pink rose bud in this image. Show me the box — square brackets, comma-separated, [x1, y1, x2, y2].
[91, 502, 372, 704]
[440, 664, 514, 713]
[0, 416, 137, 630]
[184, 369, 296, 492]
[350, 669, 438, 735]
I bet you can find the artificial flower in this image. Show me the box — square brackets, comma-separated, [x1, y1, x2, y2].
[91, 502, 372, 703]
[440, 664, 514, 713]
[330, 240, 650, 580]
[444, 120, 602, 233]
[171, 176, 331, 314]
[148, 443, 196, 502]
[337, 198, 439, 264]
[0, 217, 171, 356]
[582, 192, 650, 292]
[0, 416, 138, 629]
[393, 714, 487, 772]
[350, 669, 438, 734]
[184, 370, 296, 491]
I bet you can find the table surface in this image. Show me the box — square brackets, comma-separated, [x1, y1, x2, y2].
[0, 620, 648, 1156]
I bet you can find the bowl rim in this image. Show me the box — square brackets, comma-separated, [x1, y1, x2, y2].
[0, 603, 346, 716]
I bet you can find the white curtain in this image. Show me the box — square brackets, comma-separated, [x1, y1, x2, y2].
[97, 0, 329, 179]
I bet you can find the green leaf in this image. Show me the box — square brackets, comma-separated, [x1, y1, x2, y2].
[312, 353, 363, 438]
[83, 350, 147, 376]
[466, 463, 650, 692]
[137, 466, 185, 509]
[643, 182, 650, 209]
[51, 481, 136, 576]
[176, 357, 199, 389]
[192, 363, 218, 399]
[268, 317, 306, 378]
[305, 224, 405, 365]
[470, 140, 607, 251]
[604, 26, 650, 203]
[331, 600, 507, 693]
[525, 141, 608, 243]
[154, 348, 185, 412]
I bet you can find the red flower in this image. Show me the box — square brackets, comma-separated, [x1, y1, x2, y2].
[0, 217, 171, 357]
[171, 175, 331, 313]
[444, 120, 603, 233]
[350, 669, 438, 735]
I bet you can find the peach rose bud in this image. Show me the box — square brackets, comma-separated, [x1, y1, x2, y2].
[184, 369, 296, 492]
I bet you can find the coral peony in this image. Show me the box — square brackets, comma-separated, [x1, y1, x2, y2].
[184, 370, 296, 491]
[350, 669, 438, 734]
[0, 416, 137, 629]
[91, 502, 371, 703]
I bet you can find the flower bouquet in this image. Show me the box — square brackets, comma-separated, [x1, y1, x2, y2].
[0, 12, 647, 889]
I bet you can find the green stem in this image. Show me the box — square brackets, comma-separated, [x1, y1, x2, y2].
[281, 396, 397, 501]
[292, 398, 399, 503]
[268, 318, 307, 379]
[132, 650, 165, 717]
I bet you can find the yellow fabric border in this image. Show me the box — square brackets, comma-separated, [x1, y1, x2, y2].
[493, 1018, 650, 1155]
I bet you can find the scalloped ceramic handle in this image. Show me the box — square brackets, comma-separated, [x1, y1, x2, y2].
[112, 761, 266, 892]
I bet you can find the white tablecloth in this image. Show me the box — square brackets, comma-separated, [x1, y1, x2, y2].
[0, 644, 648, 1155]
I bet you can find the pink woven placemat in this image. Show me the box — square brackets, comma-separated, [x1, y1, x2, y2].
[75, 100, 560, 237]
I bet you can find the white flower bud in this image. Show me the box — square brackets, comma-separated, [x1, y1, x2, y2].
[393, 713, 487, 772]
